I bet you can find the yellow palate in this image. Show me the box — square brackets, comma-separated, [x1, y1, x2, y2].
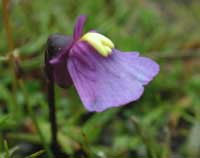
[81, 32, 114, 57]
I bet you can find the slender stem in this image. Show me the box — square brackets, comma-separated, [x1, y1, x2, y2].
[2, 0, 18, 118]
[47, 73, 59, 152]
[45, 49, 59, 156]
[2, 0, 14, 50]
[45, 35, 71, 157]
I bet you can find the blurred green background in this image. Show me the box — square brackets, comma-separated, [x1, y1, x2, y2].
[0, 0, 200, 157]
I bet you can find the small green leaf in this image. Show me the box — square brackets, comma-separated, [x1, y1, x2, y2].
[24, 150, 45, 158]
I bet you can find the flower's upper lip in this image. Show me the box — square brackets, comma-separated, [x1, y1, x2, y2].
[51, 14, 116, 64]
[60, 15, 87, 55]
[73, 15, 87, 41]
[71, 15, 115, 57]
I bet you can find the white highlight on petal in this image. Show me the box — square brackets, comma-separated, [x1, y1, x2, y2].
[80, 32, 114, 57]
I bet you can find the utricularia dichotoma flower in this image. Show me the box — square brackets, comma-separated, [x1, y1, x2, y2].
[48, 15, 160, 112]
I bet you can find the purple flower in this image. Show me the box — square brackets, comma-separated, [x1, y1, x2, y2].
[49, 15, 160, 112]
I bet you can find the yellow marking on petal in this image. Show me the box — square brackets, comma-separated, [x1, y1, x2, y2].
[93, 33, 114, 48]
[89, 38, 107, 57]
[81, 32, 114, 57]
[104, 46, 112, 55]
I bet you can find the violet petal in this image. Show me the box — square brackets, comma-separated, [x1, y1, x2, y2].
[51, 57, 72, 88]
[67, 41, 159, 112]
[73, 15, 87, 41]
